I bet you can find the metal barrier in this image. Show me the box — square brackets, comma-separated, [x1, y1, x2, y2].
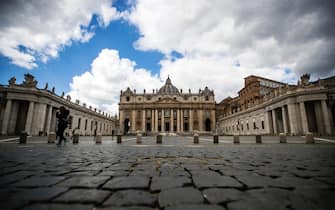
[19, 131, 28, 144]
[117, 135, 122, 144]
[194, 133, 199, 144]
[156, 134, 162, 144]
[136, 131, 142, 144]
[279, 133, 287, 143]
[233, 135, 240, 144]
[213, 134, 219, 144]
[256, 135, 262, 144]
[48, 132, 56, 144]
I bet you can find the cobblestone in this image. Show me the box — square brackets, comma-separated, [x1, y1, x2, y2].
[158, 187, 204, 207]
[53, 189, 109, 203]
[103, 176, 150, 190]
[150, 176, 191, 191]
[103, 190, 156, 206]
[0, 135, 334, 210]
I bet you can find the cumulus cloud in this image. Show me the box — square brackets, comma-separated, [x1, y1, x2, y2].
[0, 0, 121, 69]
[68, 48, 162, 114]
[128, 0, 335, 77]
[70, 0, 334, 114]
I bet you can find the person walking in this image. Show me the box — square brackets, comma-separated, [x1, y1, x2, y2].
[56, 106, 70, 146]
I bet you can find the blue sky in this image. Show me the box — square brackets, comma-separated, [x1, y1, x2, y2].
[0, 4, 163, 95]
[0, 0, 334, 114]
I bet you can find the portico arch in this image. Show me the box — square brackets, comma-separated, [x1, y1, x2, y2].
[205, 118, 211, 131]
[124, 118, 130, 134]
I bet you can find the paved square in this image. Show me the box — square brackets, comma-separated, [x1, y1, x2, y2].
[0, 135, 334, 210]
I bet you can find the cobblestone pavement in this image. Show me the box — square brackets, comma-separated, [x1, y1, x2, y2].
[0, 136, 334, 210]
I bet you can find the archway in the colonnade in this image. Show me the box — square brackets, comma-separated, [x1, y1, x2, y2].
[124, 118, 130, 134]
[205, 118, 211, 131]
[15, 101, 29, 135]
[305, 101, 318, 133]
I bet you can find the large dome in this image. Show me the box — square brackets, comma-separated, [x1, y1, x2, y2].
[158, 76, 180, 95]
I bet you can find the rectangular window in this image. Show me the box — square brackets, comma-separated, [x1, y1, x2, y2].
[85, 119, 88, 130]
[262, 121, 265, 129]
[165, 110, 170, 117]
[183, 110, 189, 117]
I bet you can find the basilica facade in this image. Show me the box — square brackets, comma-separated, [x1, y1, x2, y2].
[119, 77, 216, 135]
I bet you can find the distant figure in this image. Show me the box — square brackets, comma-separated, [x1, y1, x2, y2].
[56, 106, 70, 146]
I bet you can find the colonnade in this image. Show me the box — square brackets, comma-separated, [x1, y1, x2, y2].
[0, 99, 115, 136]
[220, 99, 334, 136]
[269, 100, 333, 135]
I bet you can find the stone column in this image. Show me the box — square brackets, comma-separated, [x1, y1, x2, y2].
[45, 105, 53, 134]
[328, 102, 335, 134]
[36, 103, 47, 134]
[161, 109, 165, 132]
[170, 109, 174, 132]
[271, 109, 277, 135]
[8, 101, 18, 134]
[131, 110, 136, 132]
[119, 110, 124, 132]
[25, 101, 35, 135]
[266, 111, 273, 134]
[198, 110, 203, 131]
[287, 103, 298, 135]
[155, 109, 158, 132]
[321, 100, 332, 135]
[151, 109, 155, 132]
[211, 109, 216, 132]
[189, 109, 193, 132]
[180, 109, 184, 132]
[1, 99, 12, 135]
[177, 109, 180, 132]
[142, 110, 146, 132]
[299, 102, 309, 134]
[281, 106, 288, 134]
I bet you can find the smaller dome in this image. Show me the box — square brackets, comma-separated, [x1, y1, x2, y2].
[158, 76, 180, 95]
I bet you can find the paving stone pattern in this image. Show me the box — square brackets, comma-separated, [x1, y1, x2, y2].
[0, 136, 334, 210]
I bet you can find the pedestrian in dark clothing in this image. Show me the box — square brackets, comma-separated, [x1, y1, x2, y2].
[56, 106, 70, 146]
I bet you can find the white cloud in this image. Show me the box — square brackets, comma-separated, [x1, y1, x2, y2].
[68, 48, 162, 115]
[69, 0, 334, 114]
[0, 0, 121, 69]
[159, 56, 297, 101]
[127, 0, 335, 76]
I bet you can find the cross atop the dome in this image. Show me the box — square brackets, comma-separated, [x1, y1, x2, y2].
[166, 75, 172, 84]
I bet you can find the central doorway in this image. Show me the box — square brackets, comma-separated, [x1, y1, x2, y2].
[165, 122, 170, 132]
[124, 118, 130, 134]
[205, 118, 211, 131]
